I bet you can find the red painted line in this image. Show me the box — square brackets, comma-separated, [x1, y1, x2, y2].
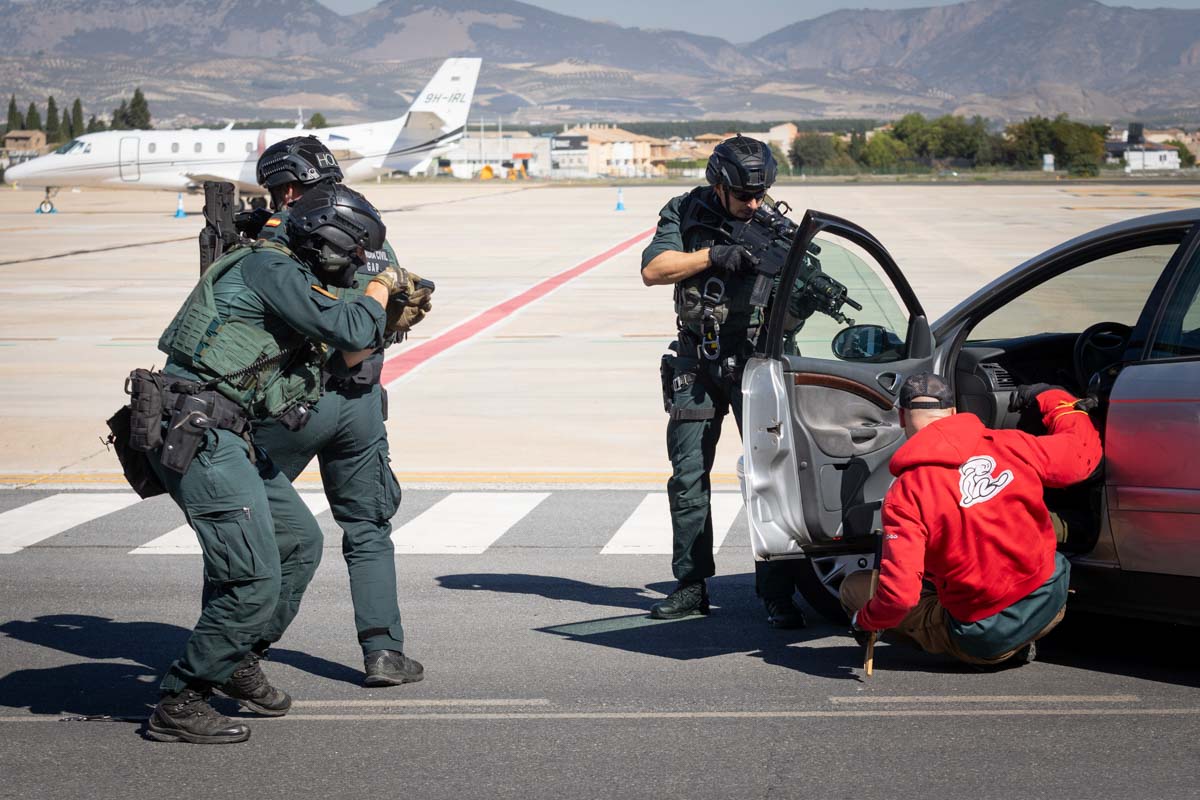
[381, 227, 655, 385]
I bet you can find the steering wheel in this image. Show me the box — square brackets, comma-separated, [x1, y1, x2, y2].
[1073, 321, 1132, 392]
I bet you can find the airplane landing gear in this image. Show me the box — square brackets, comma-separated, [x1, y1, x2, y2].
[36, 187, 59, 214]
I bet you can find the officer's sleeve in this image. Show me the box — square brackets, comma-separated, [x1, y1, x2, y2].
[640, 196, 685, 271]
[247, 256, 385, 352]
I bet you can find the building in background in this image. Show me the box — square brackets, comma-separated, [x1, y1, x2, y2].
[2, 130, 47, 166]
[549, 132, 589, 178]
[1106, 123, 1182, 171]
[557, 124, 668, 177]
[438, 129, 551, 179]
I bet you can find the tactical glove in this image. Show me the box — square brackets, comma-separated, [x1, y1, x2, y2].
[1007, 383, 1057, 413]
[384, 272, 433, 335]
[369, 265, 414, 298]
[708, 244, 757, 273]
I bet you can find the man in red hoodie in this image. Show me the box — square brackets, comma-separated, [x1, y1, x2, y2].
[839, 373, 1102, 667]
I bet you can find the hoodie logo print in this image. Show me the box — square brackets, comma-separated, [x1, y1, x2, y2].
[959, 456, 1013, 508]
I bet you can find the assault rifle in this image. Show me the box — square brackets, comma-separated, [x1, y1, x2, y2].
[198, 181, 241, 274]
[723, 202, 862, 325]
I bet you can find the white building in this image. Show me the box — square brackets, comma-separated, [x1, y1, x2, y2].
[438, 131, 551, 179]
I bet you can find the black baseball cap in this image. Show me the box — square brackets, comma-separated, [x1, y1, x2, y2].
[899, 372, 954, 409]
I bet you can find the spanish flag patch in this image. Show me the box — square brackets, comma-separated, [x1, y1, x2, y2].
[264, 217, 282, 227]
[311, 284, 339, 300]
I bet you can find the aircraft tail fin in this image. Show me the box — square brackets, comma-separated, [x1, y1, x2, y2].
[381, 57, 481, 173]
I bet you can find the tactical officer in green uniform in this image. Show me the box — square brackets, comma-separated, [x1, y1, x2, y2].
[642, 136, 807, 627]
[140, 182, 410, 743]
[248, 137, 431, 687]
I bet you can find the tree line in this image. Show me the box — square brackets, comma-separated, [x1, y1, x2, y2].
[789, 113, 1114, 175]
[3, 88, 153, 142]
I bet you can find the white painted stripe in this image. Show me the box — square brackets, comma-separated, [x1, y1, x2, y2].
[601, 492, 743, 555]
[294, 699, 551, 708]
[130, 492, 331, 555]
[829, 695, 1141, 705]
[392, 492, 548, 554]
[8, 708, 1200, 724]
[0, 493, 139, 554]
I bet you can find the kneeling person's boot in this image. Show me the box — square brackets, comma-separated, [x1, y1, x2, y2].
[363, 650, 425, 687]
[216, 650, 292, 716]
[146, 688, 251, 744]
[650, 580, 710, 620]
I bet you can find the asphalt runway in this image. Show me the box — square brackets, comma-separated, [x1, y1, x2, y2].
[0, 488, 1197, 799]
[2, 183, 1200, 797]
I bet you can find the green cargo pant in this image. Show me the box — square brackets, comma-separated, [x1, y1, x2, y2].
[149, 427, 324, 695]
[665, 353, 800, 598]
[253, 381, 405, 656]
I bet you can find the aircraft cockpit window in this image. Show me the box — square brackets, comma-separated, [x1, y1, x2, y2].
[54, 139, 82, 155]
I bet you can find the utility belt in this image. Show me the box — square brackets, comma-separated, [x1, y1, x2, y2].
[659, 329, 755, 422]
[122, 369, 255, 475]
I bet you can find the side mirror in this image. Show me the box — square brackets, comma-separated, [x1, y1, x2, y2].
[832, 324, 904, 363]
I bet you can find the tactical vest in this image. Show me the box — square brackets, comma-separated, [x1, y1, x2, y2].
[674, 187, 760, 339]
[157, 240, 322, 419]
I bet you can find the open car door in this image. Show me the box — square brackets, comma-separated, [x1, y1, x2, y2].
[742, 211, 935, 560]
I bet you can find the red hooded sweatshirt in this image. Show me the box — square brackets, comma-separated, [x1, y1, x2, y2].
[857, 389, 1102, 631]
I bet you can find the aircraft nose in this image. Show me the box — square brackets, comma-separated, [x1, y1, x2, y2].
[3, 159, 33, 185]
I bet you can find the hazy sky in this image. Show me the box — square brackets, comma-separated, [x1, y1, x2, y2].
[317, 0, 1200, 40]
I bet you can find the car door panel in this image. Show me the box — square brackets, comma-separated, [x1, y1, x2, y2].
[743, 210, 933, 553]
[1106, 359, 1200, 578]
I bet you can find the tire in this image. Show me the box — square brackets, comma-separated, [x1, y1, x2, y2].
[38, 200, 54, 213]
[794, 550, 875, 624]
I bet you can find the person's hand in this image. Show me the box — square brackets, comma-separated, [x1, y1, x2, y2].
[385, 273, 433, 334]
[708, 244, 757, 273]
[849, 611, 873, 648]
[369, 265, 414, 297]
[1008, 382, 1057, 413]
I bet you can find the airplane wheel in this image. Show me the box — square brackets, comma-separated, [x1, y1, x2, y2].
[37, 199, 54, 214]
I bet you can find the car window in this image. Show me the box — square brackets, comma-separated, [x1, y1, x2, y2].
[778, 231, 910, 362]
[1147, 240, 1200, 359]
[967, 243, 1178, 343]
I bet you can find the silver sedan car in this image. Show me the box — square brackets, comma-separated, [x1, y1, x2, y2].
[740, 207, 1200, 625]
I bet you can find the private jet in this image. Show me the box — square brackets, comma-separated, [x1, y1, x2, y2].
[4, 57, 481, 212]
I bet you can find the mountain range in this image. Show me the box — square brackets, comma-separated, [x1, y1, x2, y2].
[1, 0, 1198, 125]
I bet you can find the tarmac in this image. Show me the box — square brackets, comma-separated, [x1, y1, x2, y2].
[1, 180, 1197, 486]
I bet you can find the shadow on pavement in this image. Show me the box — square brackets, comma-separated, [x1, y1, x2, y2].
[1033, 611, 1200, 688]
[0, 614, 361, 717]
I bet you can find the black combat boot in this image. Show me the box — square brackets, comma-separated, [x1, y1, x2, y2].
[146, 688, 251, 744]
[215, 651, 292, 716]
[649, 580, 710, 620]
[363, 650, 425, 687]
[763, 596, 808, 629]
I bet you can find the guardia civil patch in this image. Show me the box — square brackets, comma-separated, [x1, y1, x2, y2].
[264, 217, 282, 227]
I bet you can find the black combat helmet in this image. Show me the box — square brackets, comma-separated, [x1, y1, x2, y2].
[287, 183, 386, 287]
[705, 135, 777, 194]
[256, 135, 343, 189]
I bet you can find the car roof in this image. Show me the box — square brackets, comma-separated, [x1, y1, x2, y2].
[933, 207, 1200, 334]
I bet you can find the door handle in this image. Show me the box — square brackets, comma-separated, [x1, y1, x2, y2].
[877, 372, 901, 393]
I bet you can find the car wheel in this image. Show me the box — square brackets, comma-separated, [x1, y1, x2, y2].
[795, 551, 875, 624]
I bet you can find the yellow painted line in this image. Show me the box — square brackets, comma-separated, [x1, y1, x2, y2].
[0, 471, 740, 486]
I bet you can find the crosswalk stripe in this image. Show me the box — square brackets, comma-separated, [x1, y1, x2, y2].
[600, 492, 744, 555]
[130, 492, 332, 555]
[392, 492, 549, 554]
[0, 493, 141, 554]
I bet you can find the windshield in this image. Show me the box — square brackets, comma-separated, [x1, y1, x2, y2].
[53, 139, 90, 155]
